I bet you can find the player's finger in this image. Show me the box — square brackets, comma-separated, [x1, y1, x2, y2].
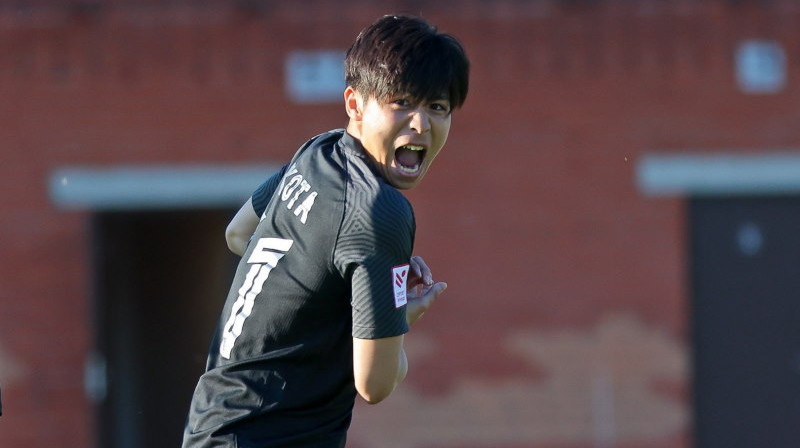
[421, 281, 447, 307]
[407, 282, 446, 325]
[410, 256, 433, 285]
[430, 281, 447, 299]
[409, 256, 422, 278]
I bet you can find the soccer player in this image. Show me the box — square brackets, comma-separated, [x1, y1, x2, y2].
[182, 14, 469, 448]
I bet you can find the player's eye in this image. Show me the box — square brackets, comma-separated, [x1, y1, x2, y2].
[430, 101, 451, 114]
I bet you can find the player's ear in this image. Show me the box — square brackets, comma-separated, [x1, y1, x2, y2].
[344, 86, 363, 121]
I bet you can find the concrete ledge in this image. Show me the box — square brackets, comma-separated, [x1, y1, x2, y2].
[637, 151, 800, 196]
[49, 165, 279, 210]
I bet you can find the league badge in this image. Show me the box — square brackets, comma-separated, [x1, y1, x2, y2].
[392, 264, 410, 308]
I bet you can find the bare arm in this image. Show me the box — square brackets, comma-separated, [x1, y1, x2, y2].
[352, 256, 447, 404]
[353, 336, 408, 404]
[225, 198, 260, 256]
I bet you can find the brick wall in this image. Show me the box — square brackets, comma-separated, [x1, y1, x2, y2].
[2, 1, 800, 447]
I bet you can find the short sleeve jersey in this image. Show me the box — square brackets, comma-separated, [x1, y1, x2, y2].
[183, 130, 413, 448]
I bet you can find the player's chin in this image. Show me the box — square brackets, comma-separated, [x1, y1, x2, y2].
[390, 178, 420, 190]
[389, 167, 427, 189]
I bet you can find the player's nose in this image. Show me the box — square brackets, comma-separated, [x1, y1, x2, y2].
[409, 108, 430, 134]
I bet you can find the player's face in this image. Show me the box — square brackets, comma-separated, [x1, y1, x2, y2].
[346, 87, 452, 190]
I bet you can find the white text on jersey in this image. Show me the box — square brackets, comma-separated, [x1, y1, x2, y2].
[280, 164, 317, 224]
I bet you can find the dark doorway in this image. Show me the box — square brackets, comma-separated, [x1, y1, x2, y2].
[691, 196, 800, 448]
[91, 209, 238, 448]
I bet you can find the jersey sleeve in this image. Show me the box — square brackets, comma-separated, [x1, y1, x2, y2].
[334, 189, 414, 340]
[251, 164, 289, 217]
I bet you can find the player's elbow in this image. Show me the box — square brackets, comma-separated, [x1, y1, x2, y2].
[352, 336, 407, 405]
[225, 224, 247, 256]
[355, 379, 396, 405]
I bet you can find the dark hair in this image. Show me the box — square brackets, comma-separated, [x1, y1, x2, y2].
[345, 15, 470, 110]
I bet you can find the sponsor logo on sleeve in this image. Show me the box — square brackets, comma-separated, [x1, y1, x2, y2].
[392, 264, 410, 308]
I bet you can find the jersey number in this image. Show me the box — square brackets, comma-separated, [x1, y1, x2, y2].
[219, 237, 294, 359]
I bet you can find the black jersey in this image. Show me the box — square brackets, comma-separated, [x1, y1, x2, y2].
[183, 130, 413, 448]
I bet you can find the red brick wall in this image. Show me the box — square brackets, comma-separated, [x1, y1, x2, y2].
[2, 1, 800, 447]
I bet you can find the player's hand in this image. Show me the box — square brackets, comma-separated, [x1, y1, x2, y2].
[406, 256, 447, 326]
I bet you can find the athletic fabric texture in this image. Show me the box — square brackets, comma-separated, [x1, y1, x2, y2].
[183, 129, 413, 448]
[251, 164, 288, 219]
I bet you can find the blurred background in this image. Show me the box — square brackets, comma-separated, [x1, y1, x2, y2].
[2, 0, 800, 447]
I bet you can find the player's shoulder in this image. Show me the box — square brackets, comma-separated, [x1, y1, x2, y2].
[288, 129, 349, 184]
[297, 129, 346, 156]
[338, 135, 402, 196]
[335, 135, 415, 252]
[345, 168, 414, 236]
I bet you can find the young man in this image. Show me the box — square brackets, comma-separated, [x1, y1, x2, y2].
[182, 14, 469, 448]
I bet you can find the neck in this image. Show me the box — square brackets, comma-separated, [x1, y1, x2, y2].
[346, 119, 363, 139]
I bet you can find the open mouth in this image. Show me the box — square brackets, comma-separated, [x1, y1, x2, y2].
[394, 145, 426, 175]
